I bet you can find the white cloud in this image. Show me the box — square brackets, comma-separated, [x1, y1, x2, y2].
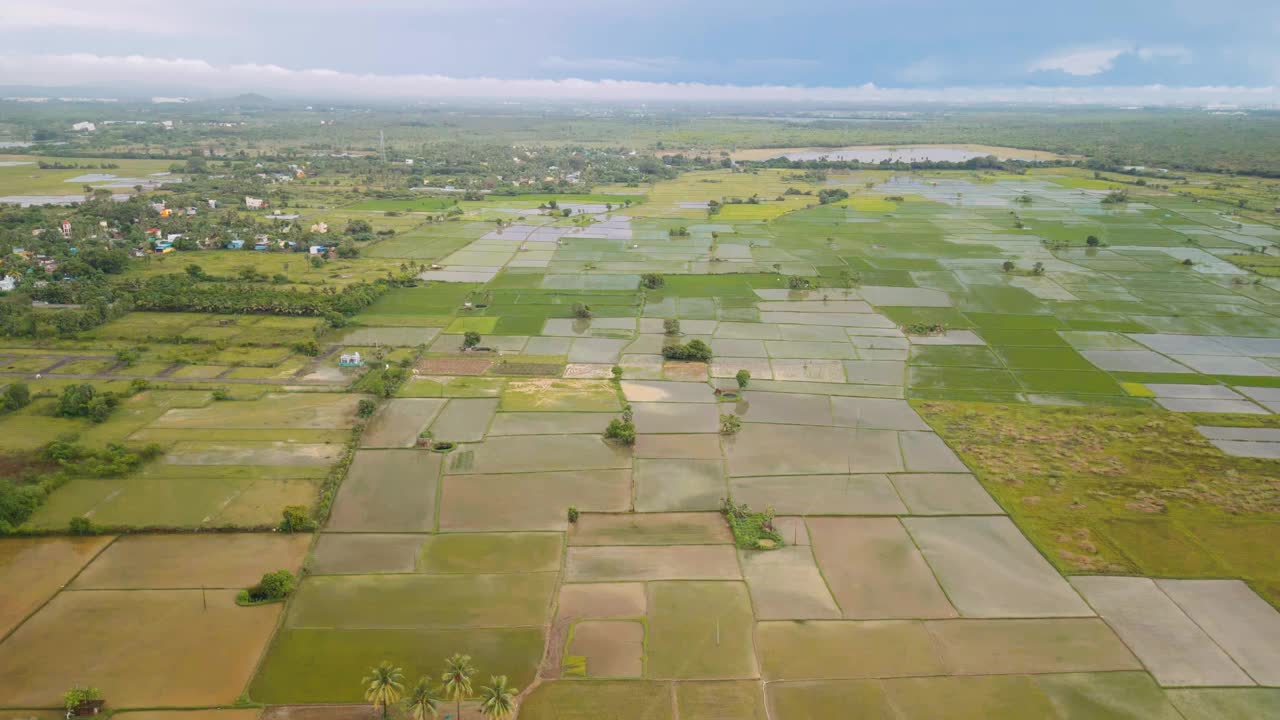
[0, 53, 1276, 107]
[1030, 47, 1131, 76]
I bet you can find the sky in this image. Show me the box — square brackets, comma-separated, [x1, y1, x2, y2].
[1, 0, 1279, 106]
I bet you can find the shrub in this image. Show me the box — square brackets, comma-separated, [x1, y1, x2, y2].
[280, 505, 317, 532]
[239, 569, 296, 605]
[572, 302, 592, 319]
[115, 348, 140, 366]
[640, 273, 665, 289]
[1032, 261, 1045, 276]
[68, 516, 96, 535]
[1, 382, 30, 412]
[1086, 235, 1101, 247]
[620, 403, 634, 423]
[357, 398, 378, 418]
[662, 339, 712, 362]
[611, 365, 623, 379]
[663, 318, 681, 336]
[211, 387, 232, 401]
[604, 418, 636, 446]
[1001, 260, 1015, 272]
[735, 369, 751, 389]
[462, 331, 481, 350]
[128, 378, 150, 395]
[719, 414, 742, 435]
[787, 275, 813, 290]
[63, 686, 102, 712]
[904, 322, 946, 336]
[567, 506, 580, 524]
[294, 339, 320, 356]
[1182, 258, 1194, 266]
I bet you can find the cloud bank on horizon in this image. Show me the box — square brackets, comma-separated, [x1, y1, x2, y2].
[1, 0, 1278, 106]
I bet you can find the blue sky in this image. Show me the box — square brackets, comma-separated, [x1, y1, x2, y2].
[1, 0, 1278, 104]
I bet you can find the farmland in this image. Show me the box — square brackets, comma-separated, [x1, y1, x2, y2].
[2, 115, 1280, 720]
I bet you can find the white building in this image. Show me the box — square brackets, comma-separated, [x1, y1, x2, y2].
[244, 196, 265, 210]
[71, 121, 96, 132]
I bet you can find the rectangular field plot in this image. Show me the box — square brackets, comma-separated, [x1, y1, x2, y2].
[677, 681, 768, 720]
[904, 516, 1093, 618]
[441, 469, 631, 531]
[570, 512, 731, 545]
[566, 545, 740, 581]
[249, 627, 544, 703]
[645, 581, 757, 679]
[756, 620, 945, 681]
[151, 393, 360, 429]
[285, 573, 557, 629]
[446, 434, 631, 474]
[327, 450, 441, 532]
[360, 398, 446, 447]
[309, 533, 426, 575]
[729, 474, 906, 515]
[70, 533, 309, 589]
[519, 680, 674, 720]
[807, 517, 955, 619]
[417, 532, 563, 574]
[0, 589, 281, 708]
[740, 546, 841, 620]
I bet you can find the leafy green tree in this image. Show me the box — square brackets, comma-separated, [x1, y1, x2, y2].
[1086, 235, 1101, 247]
[735, 369, 751, 389]
[604, 418, 637, 446]
[463, 331, 481, 350]
[572, 302, 592, 319]
[441, 653, 477, 720]
[1001, 261, 1015, 273]
[403, 677, 442, 720]
[640, 273, 665, 289]
[1, 382, 30, 412]
[479, 676, 518, 720]
[363, 662, 405, 720]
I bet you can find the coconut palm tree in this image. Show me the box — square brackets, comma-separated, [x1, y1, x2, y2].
[403, 676, 442, 720]
[363, 661, 405, 720]
[478, 676, 518, 719]
[440, 653, 477, 720]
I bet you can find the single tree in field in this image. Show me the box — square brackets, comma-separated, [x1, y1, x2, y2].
[363, 661, 405, 720]
[404, 676, 442, 720]
[1001, 260, 1015, 273]
[441, 653, 477, 720]
[479, 676, 518, 719]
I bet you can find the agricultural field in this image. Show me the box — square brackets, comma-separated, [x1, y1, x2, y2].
[3, 163, 1280, 719]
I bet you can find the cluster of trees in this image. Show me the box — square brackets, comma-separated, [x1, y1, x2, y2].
[662, 339, 712, 362]
[817, 188, 850, 204]
[55, 383, 120, 423]
[1, 439, 161, 532]
[362, 654, 517, 720]
[124, 274, 391, 320]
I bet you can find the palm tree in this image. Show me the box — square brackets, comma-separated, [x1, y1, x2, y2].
[363, 661, 405, 720]
[478, 676, 518, 720]
[441, 653, 477, 720]
[403, 676, 442, 720]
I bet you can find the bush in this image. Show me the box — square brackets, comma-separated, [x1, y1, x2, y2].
[611, 365, 623, 379]
[462, 331, 481, 350]
[604, 418, 636, 446]
[719, 414, 742, 435]
[68, 516, 96, 535]
[735, 369, 751, 389]
[567, 506, 580, 524]
[1086, 235, 1101, 247]
[280, 505, 317, 532]
[238, 569, 296, 605]
[357, 398, 378, 418]
[128, 378, 150, 395]
[662, 339, 712, 362]
[211, 387, 231, 401]
[640, 273, 665, 289]
[572, 302, 592, 319]
[787, 275, 813, 290]
[1, 382, 30, 412]
[663, 318, 681, 336]
[63, 686, 102, 712]
[294, 339, 320, 356]
[1001, 261, 1015, 272]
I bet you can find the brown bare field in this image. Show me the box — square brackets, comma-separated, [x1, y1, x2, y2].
[70, 533, 310, 589]
[0, 535, 113, 637]
[0, 589, 281, 707]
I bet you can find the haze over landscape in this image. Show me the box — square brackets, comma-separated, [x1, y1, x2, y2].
[2, 2, 1280, 720]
